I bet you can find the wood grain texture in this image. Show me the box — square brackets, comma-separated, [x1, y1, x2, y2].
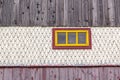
[3, 69, 12, 80]
[0, 67, 120, 80]
[0, 69, 3, 80]
[0, 0, 120, 26]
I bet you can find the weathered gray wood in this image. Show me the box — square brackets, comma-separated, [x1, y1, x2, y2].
[93, 68, 99, 80]
[83, 0, 89, 26]
[12, 68, 21, 80]
[56, 0, 64, 26]
[63, 0, 68, 26]
[19, 0, 30, 26]
[0, 0, 120, 26]
[68, 68, 74, 80]
[102, 0, 109, 26]
[4, 69, 12, 80]
[1, 0, 14, 26]
[46, 68, 50, 80]
[47, 0, 56, 26]
[108, 0, 115, 26]
[107, 68, 114, 80]
[78, 0, 83, 26]
[30, 68, 42, 80]
[103, 68, 108, 80]
[11, 0, 20, 26]
[97, 0, 103, 26]
[92, 0, 98, 26]
[29, 0, 37, 26]
[77, 68, 82, 80]
[21, 68, 31, 80]
[1, 67, 120, 80]
[0, 0, 3, 25]
[114, 67, 119, 80]
[81, 68, 87, 80]
[68, 0, 72, 26]
[88, 0, 93, 26]
[73, 68, 78, 80]
[114, 0, 119, 26]
[41, 0, 47, 26]
[73, 0, 79, 26]
[59, 68, 67, 80]
[99, 68, 104, 80]
[49, 68, 59, 80]
[0, 69, 3, 80]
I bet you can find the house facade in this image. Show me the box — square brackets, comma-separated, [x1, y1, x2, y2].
[0, 0, 120, 80]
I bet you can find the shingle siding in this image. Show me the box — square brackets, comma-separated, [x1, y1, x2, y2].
[0, 27, 120, 66]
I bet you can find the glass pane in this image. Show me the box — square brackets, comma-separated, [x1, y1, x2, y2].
[78, 32, 86, 44]
[57, 32, 66, 44]
[68, 32, 76, 44]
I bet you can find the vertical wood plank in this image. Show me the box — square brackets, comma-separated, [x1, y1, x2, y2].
[117, 0, 120, 26]
[4, 68, 12, 80]
[88, 0, 93, 26]
[0, 0, 3, 25]
[30, 0, 42, 26]
[46, 68, 50, 80]
[87, 68, 93, 80]
[92, 68, 99, 80]
[63, 0, 68, 26]
[99, 67, 104, 80]
[21, 68, 31, 80]
[114, 0, 119, 26]
[56, 0, 64, 26]
[107, 67, 114, 80]
[114, 67, 119, 80]
[73, 0, 79, 26]
[0, 69, 3, 80]
[19, 0, 30, 26]
[84, 0, 89, 26]
[108, 0, 115, 26]
[59, 68, 67, 80]
[41, 0, 48, 26]
[30, 0, 37, 26]
[47, 0, 56, 26]
[78, 0, 83, 26]
[81, 68, 87, 80]
[73, 68, 79, 80]
[12, 68, 21, 80]
[68, 68, 74, 80]
[92, 0, 98, 26]
[1, 0, 14, 26]
[49, 68, 59, 80]
[102, 0, 110, 26]
[35, 0, 42, 26]
[103, 67, 108, 80]
[68, 0, 72, 26]
[30, 68, 43, 80]
[81, 0, 89, 26]
[11, 0, 20, 26]
[77, 68, 82, 80]
[97, 0, 104, 26]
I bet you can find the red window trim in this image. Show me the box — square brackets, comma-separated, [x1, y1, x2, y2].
[52, 28, 92, 49]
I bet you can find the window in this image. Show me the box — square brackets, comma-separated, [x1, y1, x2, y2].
[52, 28, 92, 49]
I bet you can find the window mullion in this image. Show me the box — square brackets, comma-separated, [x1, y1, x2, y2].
[66, 32, 68, 44]
[76, 32, 78, 44]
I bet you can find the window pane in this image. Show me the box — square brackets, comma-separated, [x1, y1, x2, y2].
[78, 32, 86, 44]
[68, 32, 76, 44]
[57, 32, 66, 44]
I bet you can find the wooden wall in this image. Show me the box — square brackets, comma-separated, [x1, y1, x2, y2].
[0, 0, 119, 26]
[0, 67, 120, 80]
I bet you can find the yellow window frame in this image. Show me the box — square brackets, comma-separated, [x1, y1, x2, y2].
[55, 30, 89, 47]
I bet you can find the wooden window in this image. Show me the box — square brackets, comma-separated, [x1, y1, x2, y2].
[52, 28, 92, 49]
